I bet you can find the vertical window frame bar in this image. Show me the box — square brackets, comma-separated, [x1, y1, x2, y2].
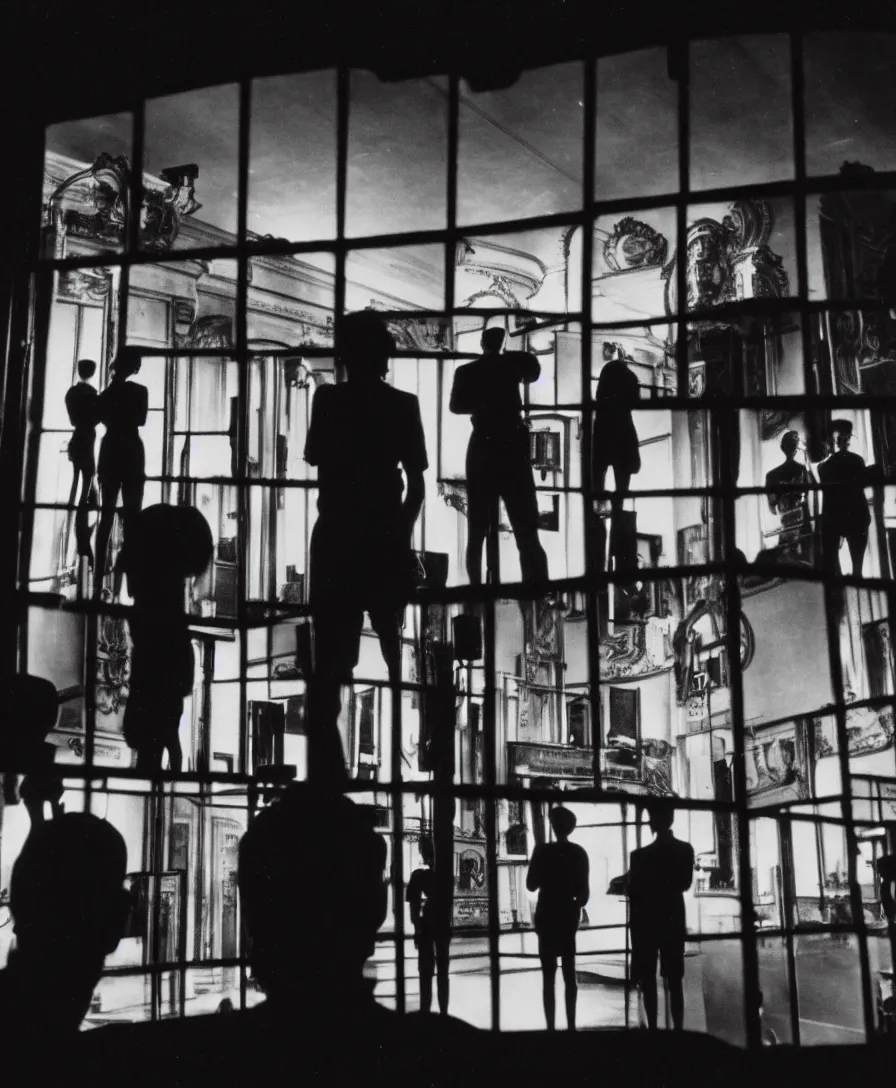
[236, 80, 252, 777]
[582, 57, 603, 789]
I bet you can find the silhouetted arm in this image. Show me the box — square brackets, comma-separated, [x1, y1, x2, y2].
[503, 351, 540, 385]
[136, 383, 148, 427]
[575, 848, 591, 909]
[401, 396, 429, 537]
[449, 365, 473, 415]
[879, 856, 896, 922]
[406, 870, 423, 928]
[304, 384, 333, 466]
[526, 844, 544, 893]
[678, 844, 696, 893]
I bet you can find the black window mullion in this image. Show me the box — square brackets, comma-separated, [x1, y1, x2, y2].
[582, 56, 602, 787]
[235, 78, 251, 776]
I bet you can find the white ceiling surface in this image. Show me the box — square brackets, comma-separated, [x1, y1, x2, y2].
[46, 32, 896, 293]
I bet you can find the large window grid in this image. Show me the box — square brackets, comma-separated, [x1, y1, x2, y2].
[1, 33, 895, 1043]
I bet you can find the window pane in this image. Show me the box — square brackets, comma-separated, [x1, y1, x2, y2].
[43, 112, 132, 259]
[690, 35, 794, 191]
[250, 70, 336, 243]
[596, 47, 678, 201]
[805, 32, 896, 177]
[144, 84, 240, 248]
[458, 62, 582, 226]
[347, 73, 447, 237]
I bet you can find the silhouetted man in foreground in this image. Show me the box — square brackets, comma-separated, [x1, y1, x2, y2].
[122, 504, 213, 774]
[818, 419, 871, 576]
[0, 814, 129, 1072]
[78, 785, 478, 1086]
[526, 806, 590, 1031]
[407, 836, 451, 1015]
[450, 327, 549, 586]
[65, 358, 98, 563]
[305, 313, 428, 781]
[628, 799, 695, 1031]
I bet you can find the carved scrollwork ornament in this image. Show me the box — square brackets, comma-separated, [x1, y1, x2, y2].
[604, 217, 669, 272]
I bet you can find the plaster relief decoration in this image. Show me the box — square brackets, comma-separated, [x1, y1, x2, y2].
[95, 608, 131, 721]
[438, 480, 468, 517]
[603, 217, 669, 272]
[43, 153, 202, 258]
[362, 304, 451, 352]
[455, 237, 547, 308]
[672, 595, 755, 707]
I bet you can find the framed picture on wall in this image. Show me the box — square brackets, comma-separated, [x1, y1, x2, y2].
[745, 719, 810, 808]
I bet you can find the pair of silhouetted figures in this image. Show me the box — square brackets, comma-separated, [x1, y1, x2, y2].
[526, 801, 693, 1033]
[304, 316, 551, 780]
[64, 347, 148, 594]
[764, 421, 872, 574]
[0, 789, 478, 1087]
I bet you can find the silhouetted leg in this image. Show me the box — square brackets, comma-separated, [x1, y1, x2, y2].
[465, 442, 490, 587]
[308, 601, 362, 784]
[538, 939, 557, 1031]
[560, 942, 577, 1031]
[669, 978, 685, 1030]
[436, 933, 451, 1015]
[418, 937, 435, 1013]
[502, 450, 549, 584]
[135, 740, 164, 776]
[66, 467, 79, 557]
[116, 473, 146, 598]
[166, 730, 183, 774]
[641, 975, 658, 1030]
[847, 531, 868, 577]
[821, 519, 842, 574]
[94, 482, 119, 593]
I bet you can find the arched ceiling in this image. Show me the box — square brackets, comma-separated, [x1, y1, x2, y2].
[44, 32, 896, 291]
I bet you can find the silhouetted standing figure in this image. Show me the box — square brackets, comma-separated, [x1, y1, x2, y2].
[450, 328, 549, 586]
[817, 419, 871, 576]
[407, 836, 451, 1015]
[0, 814, 129, 1074]
[592, 344, 641, 574]
[526, 806, 590, 1031]
[122, 504, 213, 774]
[64, 358, 98, 563]
[304, 313, 427, 782]
[765, 430, 815, 561]
[593, 343, 641, 501]
[94, 347, 148, 596]
[878, 829, 896, 995]
[628, 799, 695, 1031]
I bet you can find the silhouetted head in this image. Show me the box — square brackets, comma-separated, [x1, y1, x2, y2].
[780, 430, 800, 458]
[549, 806, 577, 841]
[217, 998, 235, 1014]
[1, 673, 58, 745]
[110, 346, 142, 380]
[77, 359, 97, 381]
[10, 814, 129, 1007]
[646, 798, 676, 835]
[337, 312, 395, 381]
[419, 836, 435, 867]
[830, 419, 853, 450]
[481, 327, 506, 354]
[238, 784, 388, 1003]
[127, 504, 214, 594]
